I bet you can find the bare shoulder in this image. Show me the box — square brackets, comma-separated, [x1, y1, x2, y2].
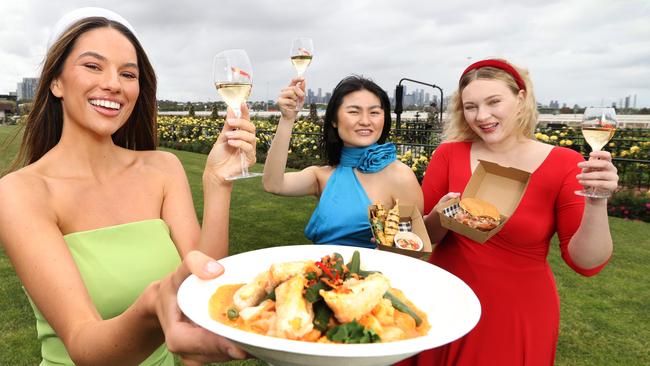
[138, 149, 182, 168]
[0, 168, 53, 218]
[136, 150, 185, 177]
[385, 160, 419, 183]
[532, 140, 555, 154]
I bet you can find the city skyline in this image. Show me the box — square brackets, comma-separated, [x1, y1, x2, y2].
[7, 77, 643, 112]
[1, 0, 649, 108]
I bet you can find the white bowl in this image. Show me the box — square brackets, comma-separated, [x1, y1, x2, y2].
[178, 245, 480, 366]
[394, 232, 424, 251]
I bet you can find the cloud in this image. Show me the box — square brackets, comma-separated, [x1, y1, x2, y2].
[1, 0, 649, 107]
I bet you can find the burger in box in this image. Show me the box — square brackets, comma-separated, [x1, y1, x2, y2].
[437, 160, 531, 243]
[453, 197, 501, 232]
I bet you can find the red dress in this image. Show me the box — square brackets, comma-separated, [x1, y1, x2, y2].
[397, 142, 609, 366]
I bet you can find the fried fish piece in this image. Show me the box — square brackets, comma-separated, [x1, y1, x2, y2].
[233, 270, 272, 311]
[319, 273, 391, 323]
[274, 275, 314, 339]
[269, 260, 316, 291]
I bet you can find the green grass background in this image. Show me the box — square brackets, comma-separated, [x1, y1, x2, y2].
[1, 125, 648, 365]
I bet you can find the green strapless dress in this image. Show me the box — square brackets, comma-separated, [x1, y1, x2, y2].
[28, 219, 182, 366]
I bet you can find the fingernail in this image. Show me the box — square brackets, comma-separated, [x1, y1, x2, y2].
[227, 118, 236, 125]
[227, 347, 245, 359]
[205, 261, 223, 275]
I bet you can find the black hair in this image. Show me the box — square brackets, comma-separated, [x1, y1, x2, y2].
[322, 75, 392, 165]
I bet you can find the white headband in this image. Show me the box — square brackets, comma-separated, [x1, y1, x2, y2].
[47, 7, 137, 50]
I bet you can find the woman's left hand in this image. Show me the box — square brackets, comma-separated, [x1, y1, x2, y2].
[204, 104, 257, 182]
[155, 251, 247, 364]
[576, 151, 619, 196]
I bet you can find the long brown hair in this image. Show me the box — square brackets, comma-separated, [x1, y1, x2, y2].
[6, 17, 157, 174]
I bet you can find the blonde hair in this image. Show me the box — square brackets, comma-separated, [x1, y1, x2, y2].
[442, 60, 538, 142]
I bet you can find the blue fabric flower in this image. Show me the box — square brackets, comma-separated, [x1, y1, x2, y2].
[357, 143, 397, 173]
[340, 143, 397, 173]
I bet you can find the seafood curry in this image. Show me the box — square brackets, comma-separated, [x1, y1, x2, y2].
[209, 251, 430, 343]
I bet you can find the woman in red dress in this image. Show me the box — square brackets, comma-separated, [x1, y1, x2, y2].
[398, 59, 618, 365]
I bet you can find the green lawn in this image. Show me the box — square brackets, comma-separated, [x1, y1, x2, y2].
[1, 125, 648, 365]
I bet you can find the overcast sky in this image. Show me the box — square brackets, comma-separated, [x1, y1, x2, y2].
[1, 0, 649, 108]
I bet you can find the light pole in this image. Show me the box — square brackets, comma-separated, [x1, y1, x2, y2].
[394, 78, 443, 130]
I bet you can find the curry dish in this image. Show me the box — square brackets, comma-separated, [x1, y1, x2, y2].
[209, 251, 430, 343]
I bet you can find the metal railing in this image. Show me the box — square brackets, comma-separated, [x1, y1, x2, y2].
[158, 120, 650, 190]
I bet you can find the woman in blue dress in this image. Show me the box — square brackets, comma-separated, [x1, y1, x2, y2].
[263, 76, 423, 248]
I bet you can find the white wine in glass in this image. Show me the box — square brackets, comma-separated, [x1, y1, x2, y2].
[290, 37, 313, 110]
[213, 49, 261, 180]
[575, 107, 617, 198]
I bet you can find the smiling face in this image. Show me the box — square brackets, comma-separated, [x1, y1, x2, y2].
[334, 90, 385, 147]
[460, 79, 524, 145]
[50, 26, 139, 137]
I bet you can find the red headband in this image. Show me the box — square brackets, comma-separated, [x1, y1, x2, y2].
[461, 59, 526, 91]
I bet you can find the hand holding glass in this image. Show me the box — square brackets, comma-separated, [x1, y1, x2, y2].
[575, 107, 617, 198]
[213, 49, 261, 180]
[289, 37, 313, 111]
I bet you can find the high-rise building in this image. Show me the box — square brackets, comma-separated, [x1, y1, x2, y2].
[17, 77, 39, 101]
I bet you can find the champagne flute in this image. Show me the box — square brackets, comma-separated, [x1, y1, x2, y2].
[289, 37, 313, 111]
[213, 49, 261, 180]
[575, 107, 617, 198]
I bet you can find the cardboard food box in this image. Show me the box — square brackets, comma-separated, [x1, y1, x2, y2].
[436, 159, 531, 243]
[368, 204, 432, 260]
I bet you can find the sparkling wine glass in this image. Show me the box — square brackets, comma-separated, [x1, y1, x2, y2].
[575, 107, 617, 198]
[289, 37, 313, 111]
[213, 49, 261, 180]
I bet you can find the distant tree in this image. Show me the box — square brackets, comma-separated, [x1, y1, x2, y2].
[18, 102, 33, 115]
[211, 105, 220, 119]
[187, 102, 195, 117]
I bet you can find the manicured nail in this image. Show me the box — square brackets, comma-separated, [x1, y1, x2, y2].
[227, 347, 246, 359]
[205, 261, 223, 275]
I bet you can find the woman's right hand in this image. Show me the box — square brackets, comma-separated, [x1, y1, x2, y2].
[278, 77, 306, 120]
[433, 192, 461, 212]
[155, 251, 247, 364]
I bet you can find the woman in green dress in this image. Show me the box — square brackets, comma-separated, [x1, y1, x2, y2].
[0, 7, 252, 365]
